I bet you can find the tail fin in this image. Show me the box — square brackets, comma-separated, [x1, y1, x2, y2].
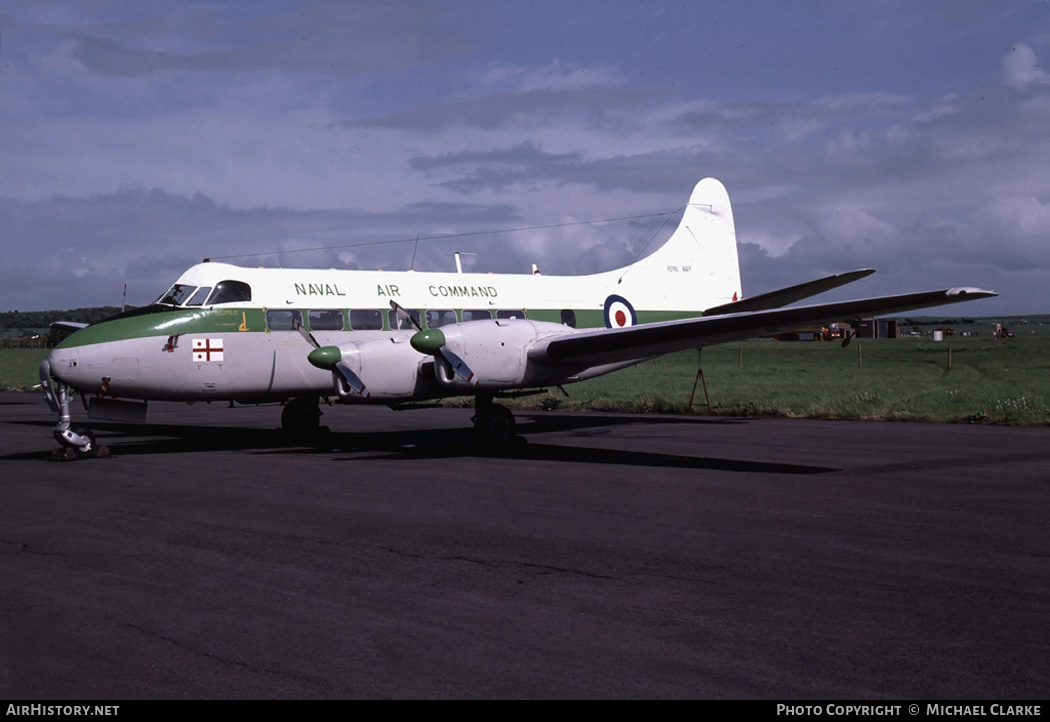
[622, 178, 742, 312]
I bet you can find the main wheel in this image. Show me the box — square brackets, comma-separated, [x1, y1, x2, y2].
[281, 397, 322, 432]
[474, 403, 516, 443]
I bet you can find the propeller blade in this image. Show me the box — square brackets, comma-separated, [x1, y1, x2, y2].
[302, 336, 369, 399]
[294, 320, 321, 349]
[438, 347, 478, 386]
[335, 363, 370, 398]
[389, 301, 421, 331]
[409, 328, 480, 386]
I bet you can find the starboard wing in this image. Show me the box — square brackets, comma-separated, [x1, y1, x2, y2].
[531, 287, 996, 366]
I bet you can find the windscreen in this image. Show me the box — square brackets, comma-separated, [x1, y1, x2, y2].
[156, 284, 197, 306]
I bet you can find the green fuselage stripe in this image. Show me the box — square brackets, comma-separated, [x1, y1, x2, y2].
[57, 306, 703, 348]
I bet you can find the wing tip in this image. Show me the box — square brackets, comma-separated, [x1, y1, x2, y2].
[946, 287, 998, 299]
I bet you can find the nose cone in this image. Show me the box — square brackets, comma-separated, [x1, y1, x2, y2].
[46, 346, 81, 385]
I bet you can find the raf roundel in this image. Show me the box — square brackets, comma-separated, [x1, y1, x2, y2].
[603, 295, 637, 329]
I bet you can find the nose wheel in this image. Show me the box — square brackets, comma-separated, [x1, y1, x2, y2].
[41, 360, 109, 460]
[51, 426, 109, 461]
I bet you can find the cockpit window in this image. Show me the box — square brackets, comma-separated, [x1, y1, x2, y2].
[157, 284, 198, 306]
[207, 280, 252, 305]
[185, 287, 212, 307]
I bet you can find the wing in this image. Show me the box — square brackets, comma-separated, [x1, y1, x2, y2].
[531, 287, 996, 366]
[703, 268, 875, 315]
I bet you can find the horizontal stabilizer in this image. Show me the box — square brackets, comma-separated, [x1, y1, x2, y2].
[49, 321, 88, 333]
[533, 287, 997, 367]
[704, 269, 875, 315]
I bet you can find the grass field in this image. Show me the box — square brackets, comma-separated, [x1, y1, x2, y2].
[0, 349, 48, 393]
[4, 327, 1049, 425]
[499, 334, 1050, 425]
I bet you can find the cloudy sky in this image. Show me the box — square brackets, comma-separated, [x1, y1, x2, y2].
[2, 1, 1049, 314]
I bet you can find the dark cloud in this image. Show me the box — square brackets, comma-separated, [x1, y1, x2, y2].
[4, 3, 1049, 316]
[332, 87, 662, 131]
[0, 187, 523, 310]
[69, 1, 467, 77]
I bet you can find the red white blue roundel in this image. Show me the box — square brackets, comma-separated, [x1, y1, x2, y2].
[603, 295, 637, 329]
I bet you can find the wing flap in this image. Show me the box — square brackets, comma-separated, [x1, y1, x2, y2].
[533, 287, 996, 366]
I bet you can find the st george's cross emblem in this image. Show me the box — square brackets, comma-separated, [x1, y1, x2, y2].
[191, 338, 224, 362]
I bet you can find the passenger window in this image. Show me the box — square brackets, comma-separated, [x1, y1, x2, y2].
[461, 309, 492, 322]
[266, 309, 303, 331]
[208, 280, 252, 305]
[425, 309, 457, 328]
[388, 308, 421, 330]
[560, 309, 577, 328]
[186, 287, 212, 307]
[497, 309, 527, 320]
[349, 309, 383, 330]
[309, 309, 344, 331]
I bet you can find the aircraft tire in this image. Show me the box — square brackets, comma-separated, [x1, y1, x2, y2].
[72, 428, 97, 460]
[281, 397, 322, 432]
[476, 403, 516, 443]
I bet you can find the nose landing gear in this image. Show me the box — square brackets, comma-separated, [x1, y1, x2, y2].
[40, 360, 110, 460]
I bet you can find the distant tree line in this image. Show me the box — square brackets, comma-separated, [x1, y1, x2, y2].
[0, 307, 124, 329]
[898, 317, 976, 326]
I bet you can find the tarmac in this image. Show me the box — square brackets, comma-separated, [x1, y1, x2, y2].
[1, 392, 1047, 699]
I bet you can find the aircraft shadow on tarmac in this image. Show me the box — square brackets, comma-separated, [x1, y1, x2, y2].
[11, 413, 837, 475]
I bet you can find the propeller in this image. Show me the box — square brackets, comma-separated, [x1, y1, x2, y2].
[409, 327, 479, 386]
[295, 321, 370, 398]
[392, 301, 476, 386]
[389, 300, 421, 331]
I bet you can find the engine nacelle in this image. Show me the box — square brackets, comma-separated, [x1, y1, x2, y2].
[331, 335, 431, 400]
[428, 319, 570, 391]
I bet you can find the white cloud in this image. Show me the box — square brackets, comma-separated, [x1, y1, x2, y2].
[982, 195, 1050, 236]
[480, 61, 628, 92]
[1002, 43, 1050, 90]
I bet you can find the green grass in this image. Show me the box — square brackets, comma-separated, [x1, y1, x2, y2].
[0, 349, 49, 391]
[505, 333, 1050, 426]
[6, 331, 1050, 424]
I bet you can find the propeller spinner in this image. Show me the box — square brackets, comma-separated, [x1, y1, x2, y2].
[409, 328, 479, 386]
[295, 322, 370, 398]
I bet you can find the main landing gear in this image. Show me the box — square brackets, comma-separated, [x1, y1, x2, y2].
[472, 393, 517, 444]
[280, 397, 332, 443]
[281, 396, 323, 432]
[39, 360, 109, 461]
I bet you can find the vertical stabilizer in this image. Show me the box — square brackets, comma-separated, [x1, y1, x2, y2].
[619, 178, 742, 312]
